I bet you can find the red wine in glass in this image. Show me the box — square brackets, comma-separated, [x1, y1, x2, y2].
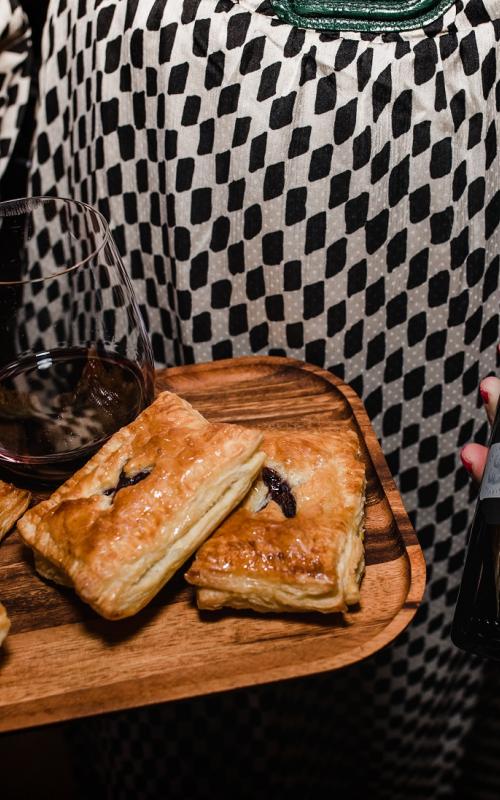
[0, 346, 153, 484]
[0, 196, 155, 486]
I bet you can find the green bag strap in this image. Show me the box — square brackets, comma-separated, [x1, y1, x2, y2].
[271, 0, 456, 31]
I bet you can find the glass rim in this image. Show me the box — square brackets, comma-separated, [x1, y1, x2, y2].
[0, 195, 111, 286]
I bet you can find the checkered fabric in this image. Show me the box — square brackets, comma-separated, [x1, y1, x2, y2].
[0, 0, 31, 186]
[28, 1, 500, 798]
[18, 199, 135, 358]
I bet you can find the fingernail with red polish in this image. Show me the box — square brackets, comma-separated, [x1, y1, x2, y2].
[480, 387, 489, 405]
[460, 450, 473, 473]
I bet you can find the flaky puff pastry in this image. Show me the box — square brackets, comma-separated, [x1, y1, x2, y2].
[0, 601, 9, 646]
[17, 392, 265, 620]
[186, 429, 366, 614]
[0, 480, 31, 542]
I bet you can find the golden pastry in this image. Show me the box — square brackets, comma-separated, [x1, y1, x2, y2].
[0, 601, 9, 646]
[186, 428, 366, 614]
[0, 480, 31, 542]
[17, 391, 265, 619]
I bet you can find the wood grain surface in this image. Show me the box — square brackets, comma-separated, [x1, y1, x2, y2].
[0, 356, 426, 733]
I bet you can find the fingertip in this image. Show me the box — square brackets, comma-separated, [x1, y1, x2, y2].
[460, 447, 473, 474]
[479, 376, 500, 425]
[480, 375, 500, 393]
[460, 443, 489, 485]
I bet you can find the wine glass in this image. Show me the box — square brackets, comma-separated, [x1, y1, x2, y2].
[0, 196, 155, 485]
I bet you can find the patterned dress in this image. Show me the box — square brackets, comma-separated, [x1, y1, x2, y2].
[27, 1, 500, 798]
[0, 0, 31, 188]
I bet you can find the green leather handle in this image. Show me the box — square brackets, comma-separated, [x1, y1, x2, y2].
[292, 0, 439, 21]
[272, 0, 456, 31]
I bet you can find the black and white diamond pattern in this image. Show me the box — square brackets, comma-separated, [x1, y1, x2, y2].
[28, 0, 500, 798]
[0, 0, 31, 188]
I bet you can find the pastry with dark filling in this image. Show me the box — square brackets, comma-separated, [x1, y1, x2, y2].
[17, 392, 265, 619]
[0, 480, 31, 542]
[0, 601, 9, 645]
[186, 428, 366, 614]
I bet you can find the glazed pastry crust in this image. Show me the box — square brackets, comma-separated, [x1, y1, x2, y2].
[0, 480, 31, 542]
[17, 392, 265, 619]
[0, 601, 9, 646]
[34, 551, 72, 587]
[186, 428, 366, 614]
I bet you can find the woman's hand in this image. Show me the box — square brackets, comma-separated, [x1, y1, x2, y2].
[460, 377, 500, 483]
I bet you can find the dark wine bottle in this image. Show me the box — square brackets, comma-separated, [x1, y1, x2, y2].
[451, 404, 500, 660]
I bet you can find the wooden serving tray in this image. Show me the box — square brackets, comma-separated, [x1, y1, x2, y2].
[0, 356, 425, 733]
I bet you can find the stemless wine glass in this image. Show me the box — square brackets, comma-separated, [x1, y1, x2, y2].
[0, 196, 155, 485]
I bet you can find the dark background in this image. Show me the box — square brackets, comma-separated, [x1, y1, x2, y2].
[1, 5, 77, 799]
[19, 0, 47, 57]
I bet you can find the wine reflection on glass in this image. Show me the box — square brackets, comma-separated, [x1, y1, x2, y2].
[0, 196, 154, 485]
